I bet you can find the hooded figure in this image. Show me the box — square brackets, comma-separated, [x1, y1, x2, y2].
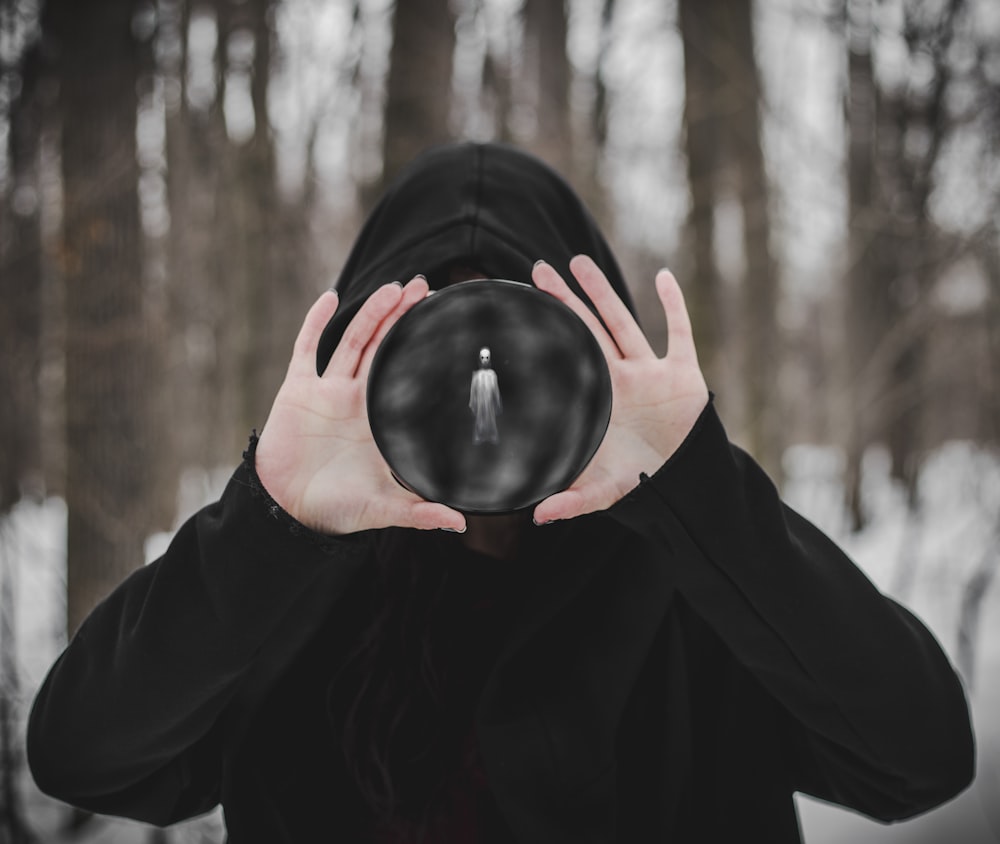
[28, 143, 973, 844]
[316, 142, 632, 367]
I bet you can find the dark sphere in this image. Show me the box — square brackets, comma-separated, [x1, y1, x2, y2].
[366, 280, 612, 513]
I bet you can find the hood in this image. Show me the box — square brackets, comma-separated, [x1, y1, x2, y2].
[317, 142, 631, 373]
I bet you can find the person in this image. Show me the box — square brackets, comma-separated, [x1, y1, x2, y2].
[27, 142, 974, 843]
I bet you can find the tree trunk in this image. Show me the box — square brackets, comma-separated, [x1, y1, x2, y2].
[725, 0, 782, 483]
[678, 0, 725, 395]
[574, 0, 614, 236]
[236, 0, 286, 439]
[45, 0, 151, 636]
[162, 0, 201, 466]
[381, 0, 456, 190]
[842, 0, 884, 530]
[522, 0, 572, 176]
[880, 0, 961, 504]
[679, 0, 781, 477]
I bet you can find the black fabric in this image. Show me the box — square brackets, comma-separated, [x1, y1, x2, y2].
[27, 401, 975, 841]
[28, 143, 974, 842]
[230, 537, 520, 843]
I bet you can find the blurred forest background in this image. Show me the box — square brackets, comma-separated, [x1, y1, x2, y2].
[0, 0, 999, 841]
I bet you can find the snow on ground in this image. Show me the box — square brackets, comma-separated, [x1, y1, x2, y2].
[2, 445, 999, 842]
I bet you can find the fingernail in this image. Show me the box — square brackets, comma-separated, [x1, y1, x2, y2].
[533, 259, 546, 268]
[414, 273, 427, 281]
[532, 517, 555, 526]
[391, 280, 403, 289]
[440, 525, 467, 534]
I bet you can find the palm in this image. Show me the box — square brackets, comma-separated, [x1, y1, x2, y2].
[255, 280, 466, 535]
[531, 257, 709, 524]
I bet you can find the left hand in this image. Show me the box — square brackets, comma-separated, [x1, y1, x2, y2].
[531, 255, 709, 524]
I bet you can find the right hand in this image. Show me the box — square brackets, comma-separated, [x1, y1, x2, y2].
[254, 278, 467, 536]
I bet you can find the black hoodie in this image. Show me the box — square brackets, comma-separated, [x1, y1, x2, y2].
[28, 142, 974, 843]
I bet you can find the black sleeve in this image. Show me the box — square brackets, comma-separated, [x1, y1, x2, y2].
[26, 443, 372, 826]
[607, 400, 975, 821]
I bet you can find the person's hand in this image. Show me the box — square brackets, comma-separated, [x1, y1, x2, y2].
[531, 255, 709, 524]
[254, 278, 467, 536]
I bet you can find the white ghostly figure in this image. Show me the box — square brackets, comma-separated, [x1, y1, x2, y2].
[469, 346, 502, 444]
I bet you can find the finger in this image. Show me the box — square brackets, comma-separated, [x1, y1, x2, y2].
[409, 501, 467, 533]
[326, 282, 404, 379]
[532, 481, 611, 524]
[357, 276, 429, 379]
[655, 269, 700, 366]
[569, 255, 652, 360]
[532, 261, 621, 362]
[290, 291, 340, 377]
[383, 491, 467, 532]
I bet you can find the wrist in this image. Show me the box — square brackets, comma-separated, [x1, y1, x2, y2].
[649, 390, 711, 466]
[244, 431, 313, 535]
